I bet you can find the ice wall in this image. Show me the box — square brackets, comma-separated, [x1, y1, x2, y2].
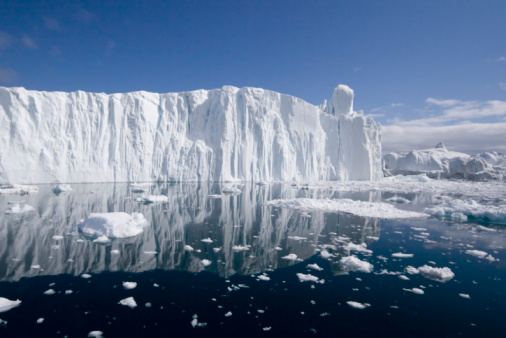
[0, 85, 382, 184]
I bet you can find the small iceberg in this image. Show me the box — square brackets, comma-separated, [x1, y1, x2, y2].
[78, 212, 148, 240]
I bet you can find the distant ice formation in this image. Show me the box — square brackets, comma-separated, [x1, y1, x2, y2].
[0, 85, 382, 184]
[383, 142, 505, 180]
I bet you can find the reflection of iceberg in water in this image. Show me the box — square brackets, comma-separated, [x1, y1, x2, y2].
[0, 183, 380, 281]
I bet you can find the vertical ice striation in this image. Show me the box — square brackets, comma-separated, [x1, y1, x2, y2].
[0, 85, 382, 183]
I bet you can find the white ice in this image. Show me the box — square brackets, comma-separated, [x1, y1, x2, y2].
[78, 212, 147, 239]
[425, 200, 506, 223]
[0, 298, 21, 313]
[52, 184, 72, 193]
[118, 297, 137, 309]
[136, 195, 168, 203]
[346, 301, 370, 310]
[391, 253, 414, 258]
[123, 282, 137, 290]
[0, 184, 38, 195]
[5, 203, 35, 214]
[418, 265, 454, 282]
[339, 256, 374, 273]
[266, 198, 426, 219]
[201, 259, 212, 266]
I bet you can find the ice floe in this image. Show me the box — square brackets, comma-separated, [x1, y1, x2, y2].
[118, 297, 137, 309]
[339, 256, 373, 273]
[418, 265, 454, 282]
[0, 298, 21, 313]
[403, 288, 424, 295]
[425, 200, 506, 224]
[136, 194, 168, 204]
[87, 331, 104, 338]
[123, 282, 137, 290]
[221, 186, 242, 195]
[201, 259, 212, 267]
[281, 253, 300, 261]
[465, 250, 498, 262]
[78, 212, 147, 240]
[0, 184, 38, 195]
[296, 273, 322, 283]
[307, 263, 324, 271]
[5, 203, 35, 214]
[346, 301, 370, 309]
[52, 184, 72, 194]
[391, 253, 414, 258]
[459, 293, 471, 299]
[266, 198, 427, 219]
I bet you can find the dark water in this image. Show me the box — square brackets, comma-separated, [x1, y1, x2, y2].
[0, 183, 505, 337]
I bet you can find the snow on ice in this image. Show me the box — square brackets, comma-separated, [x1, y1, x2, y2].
[78, 212, 147, 240]
[0, 85, 382, 183]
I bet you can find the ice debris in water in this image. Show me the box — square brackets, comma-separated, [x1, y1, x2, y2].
[118, 297, 137, 309]
[232, 245, 250, 251]
[0, 298, 21, 313]
[386, 196, 410, 204]
[266, 198, 427, 219]
[0, 184, 38, 195]
[36, 318, 44, 324]
[339, 256, 374, 273]
[296, 273, 323, 283]
[201, 238, 213, 243]
[78, 212, 147, 239]
[405, 266, 420, 275]
[184, 245, 194, 251]
[391, 253, 414, 258]
[307, 263, 324, 271]
[221, 186, 241, 195]
[257, 274, 270, 281]
[344, 243, 372, 254]
[465, 250, 498, 262]
[52, 235, 64, 240]
[418, 265, 454, 282]
[5, 203, 35, 214]
[403, 288, 425, 295]
[201, 259, 212, 267]
[87, 330, 104, 337]
[459, 294, 471, 299]
[424, 200, 506, 223]
[43, 289, 55, 295]
[136, 194, 168, 203]
[81, 274, 92, 279]
[347, 301, 371, 310]
[191, 314, 207, 328]
[123, 282, 137, 290]
[281, 253, 299, 261]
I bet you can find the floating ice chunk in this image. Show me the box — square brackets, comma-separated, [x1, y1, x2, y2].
[143, 251, 157, 255]
[136, 194, 168, 204]
[339, 256, 373, 273]
[123, 282, 137, 290]
[403, 288, 424, 295]
[31, 265, 41, 269]
[386, 196, 410, 204]
[130, 183, 153, 192]
[65, 290, 73, 295]
[425, 200, 506, 223]
[224, 311, 232, 317]
[81, 273, 92, 279]
[88, 331, 104, 337]
[399, 275, 410, 281]
[52, 184, 72, 194]
[391, 253, 414, 258]
[0, 184, 38, 195]
[307, 263, 324, 271]
[418, 265, 454, 282]
[184, 245, 194, 251]
[191, 314, 207, 328]
[0, 298, 21, 313]
[201, 238, 213, 243]
[111, 249, 120, 255]
[296, 273, 321, 283]
[118, 297, 137, 309]
[201, 259, 212, 267]
[346, 301, 370, 310]
[411, 227, 427, 231]
[263, 327, 272, 331]
[43, 289, 55, 295]
[266, 198, 427, 219]
[78, 212, 147, 239]
[93, 235, 110, 243]
[36, 318, 44, 324]
[213, 247, 221, 252]
[232, 245, 250, 251]
[344, 243, 372, 254]
[221, 186, 241, 195]
[320, 250, 333, 259]
[258, 274, 270, 281]
[465, 250, 488, 259]
[5, 203, 35, 214]
[459, 293, 470, 299]
[288, 236, 307, 241]
[405, 266, 419, 275]
[281, 253, 299, 261]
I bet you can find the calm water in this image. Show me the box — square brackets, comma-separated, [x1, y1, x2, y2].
[0, 183, 505, 337]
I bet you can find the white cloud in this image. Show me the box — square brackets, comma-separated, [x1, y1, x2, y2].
[390, 103, 404, 108]
[0, 31, 13, 50]
[43, 17, 59, 30]
[497, 56, 506, 62]
[0, 66, 17, 83]
[22, 36, 37, 49]
[381, 97, 506, 154]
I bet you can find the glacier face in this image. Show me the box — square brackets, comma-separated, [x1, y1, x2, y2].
[0, 85, 382, 184]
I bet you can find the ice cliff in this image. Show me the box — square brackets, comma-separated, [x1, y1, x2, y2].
[0, 85, 382, 184]
[383, 143, 505, 180]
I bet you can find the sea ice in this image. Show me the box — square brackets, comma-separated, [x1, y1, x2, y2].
[221, 186, 241, 195]
[0, 298, 21, 313]
[81, 274, 92, 279]
[296, 273, 321, 283]
[266, 198, 427, 219]
[344, 242, 372, 254]
[43, 289, 55, 295]
[418, 265, 454, 282]
[123, 282, 137, 290]
[5, 203, 35, 214]
[224, 311, 232, 317]
[184, 245, 194, 251]
[78, 212, 147, 239]
[391, 253, 414, 258]
[136, 195, 168, 203]
[403, 288, 424, 295]
[232, 245, 250, 251]
[346, 301, 370, 309]
[258, 274, 270, 281]
[36, 318, 44, 324]
[307, 263, 324, 271]
[459, 293, 471, 299]
[52, 184, 72, 193]
[52, 235, 64, 240]
[0, 184, 38, 195]
[281, 253, 299, 261]
[339, 256, 374, 273]
[424, 200, 506, 223]
[201, 259, 212, 267]
[118, 297, 137, 309]
[87, 331, 104, 338]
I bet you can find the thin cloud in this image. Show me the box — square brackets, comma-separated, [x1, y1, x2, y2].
[366, 113, 385, 118]
[0, 31, 13, 50]
[43, 17, 59, 30]
[0, 66, 17, 83]
[500, 83, 506, 90]
[497, 56, 506, 62]
[22, 36, 37, 49]
[77, 9, 95, 23]
[390, 103, 404, 108]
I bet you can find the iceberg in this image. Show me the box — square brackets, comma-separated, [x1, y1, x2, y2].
[78, 212, 147, 239]
[0, 85, 382, 183]
[383, 143, 504, 180]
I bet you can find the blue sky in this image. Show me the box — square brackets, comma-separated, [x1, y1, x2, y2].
[1, 0, 505, 153]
